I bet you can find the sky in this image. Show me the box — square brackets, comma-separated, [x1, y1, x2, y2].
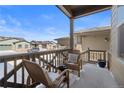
[0, 5, 111, 41]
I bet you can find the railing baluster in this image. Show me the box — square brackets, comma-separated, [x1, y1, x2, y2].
[4, 60, 7, 88]
[14, 59, 17, 85]
[52, 53, 54, 72]
[55, 53, 57, 72]
[59, 52, 61, 64]
[22, 63, 24, 85]
[42, 54, 45, 68]
[38, 55, 41, 66]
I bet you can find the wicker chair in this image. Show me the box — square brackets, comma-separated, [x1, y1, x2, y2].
[64, 50, 82, 77]
[22, 59, 69, 88]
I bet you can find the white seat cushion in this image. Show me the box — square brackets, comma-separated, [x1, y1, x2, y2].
[48, 72, 59, 81]
[36, 72, 59, 88]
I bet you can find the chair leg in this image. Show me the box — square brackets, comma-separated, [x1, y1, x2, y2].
[80, 61, 83, 70]
[66, 70, 69, 88]
[78, 69, 80, 77]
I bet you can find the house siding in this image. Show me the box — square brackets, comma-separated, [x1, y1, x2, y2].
[81, 35, 110, 51]
[14, 42, 31, 52]
[0, 45, 12, 51]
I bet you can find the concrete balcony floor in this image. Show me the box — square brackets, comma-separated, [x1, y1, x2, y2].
[70, 64, 118, 88]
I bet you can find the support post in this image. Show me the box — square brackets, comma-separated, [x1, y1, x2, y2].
[70, 18, 74, 50]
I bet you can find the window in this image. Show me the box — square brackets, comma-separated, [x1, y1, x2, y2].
[18, 44, 22, 49]
[118, 22, 124, 57]
[118, 6, 124, 58]
[25, 44, 29, 48]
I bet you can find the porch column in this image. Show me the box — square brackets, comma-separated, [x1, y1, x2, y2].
[70, 17, 74, 50]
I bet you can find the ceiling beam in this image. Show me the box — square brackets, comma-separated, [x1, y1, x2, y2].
[57, 5, 73, 18]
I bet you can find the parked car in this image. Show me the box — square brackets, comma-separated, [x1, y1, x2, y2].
[27, 48, 40, 53]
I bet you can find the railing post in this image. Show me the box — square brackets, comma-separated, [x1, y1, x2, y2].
[88, 50, 90, 62]
[70, 18, 74, 50]
[107, 52, 111, 70]
[103, 51, 106, 61]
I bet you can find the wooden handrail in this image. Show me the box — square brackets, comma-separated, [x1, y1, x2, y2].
[0, 49, 70, 62]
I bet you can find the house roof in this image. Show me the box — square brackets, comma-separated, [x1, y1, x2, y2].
[54, 37, 70, 41]
[57, 5, 112, 19]
[0, 36, 25, 42]
[13, 40, 30, 44]
[31, 41, 57, 45]
[74, 26, 111, 36]
[55, 26, 111, 40]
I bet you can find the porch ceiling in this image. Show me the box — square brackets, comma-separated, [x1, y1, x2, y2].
[57, 5, 112, 19]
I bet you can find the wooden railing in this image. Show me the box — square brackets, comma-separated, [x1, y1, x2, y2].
[81, 49, 107, 64]
[0, 48, 110, 88]
[0, 49, 70, 88]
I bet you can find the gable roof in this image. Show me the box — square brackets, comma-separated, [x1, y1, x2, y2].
[13, 40, 30, 44]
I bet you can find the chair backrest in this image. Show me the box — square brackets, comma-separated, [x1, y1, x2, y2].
[22, 59, 54, 87]
[68, 50, 80, 63]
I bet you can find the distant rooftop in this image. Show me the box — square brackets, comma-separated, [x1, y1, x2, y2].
[0, 36, 25, 41]
[75, 26, 111, 34]
[54, 37, 70, 41]
[31, 40, 57, 45]
[55, 26, 111, 39]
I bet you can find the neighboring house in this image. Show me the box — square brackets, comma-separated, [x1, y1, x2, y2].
[0, 37, 31, 52]
[31, 41, 58, 51]
[13, 40, 31, 52]
[74, 26, 110, 52]
[55, 37, 70, 49]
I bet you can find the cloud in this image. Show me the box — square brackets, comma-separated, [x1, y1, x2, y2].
[0, 19, 6, 25]
[7, 15, 21, 27]
[41, 14, 53, 20]
[98, 17, 111, 27]
[45, 27, 57, 35]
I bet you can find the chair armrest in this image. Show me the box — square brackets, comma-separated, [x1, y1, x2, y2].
[42, 64, 51, 72]
[65, 63, 79, 70]
[53, 69, 69, 87]
[56, 69, 69, 80]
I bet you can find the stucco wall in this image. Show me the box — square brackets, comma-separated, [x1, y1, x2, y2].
[74, 34, 110, 52]
[82, 35, 110, 51]
[110, 5, 124, 87]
